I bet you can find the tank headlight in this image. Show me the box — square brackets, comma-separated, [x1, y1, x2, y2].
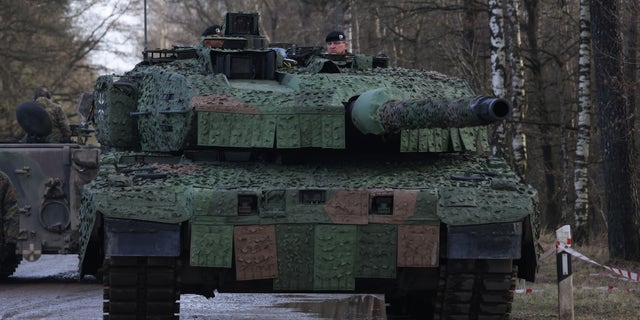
[370, 196, 393, 215]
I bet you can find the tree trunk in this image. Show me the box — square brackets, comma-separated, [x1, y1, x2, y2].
[506, 0, 527, 180]
[572, 0, 592, 244]
[590, 0, 640, 260]
[622, 0, 640, 257]
[623, 0, 637, 118]
[523, 0, 560, 229]
[488, 0, 507, 157]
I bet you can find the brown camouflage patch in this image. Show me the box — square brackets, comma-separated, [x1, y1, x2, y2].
[234, 225, 278, 281]
[324, 190, 368, 224]
[190, 95, 262, 114]
[397, 225, 439, 267]
[202, 39, 225, 48]
[368, 189, 418, 224]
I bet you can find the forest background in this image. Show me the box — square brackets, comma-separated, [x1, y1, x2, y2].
[1, 0, 638, 260]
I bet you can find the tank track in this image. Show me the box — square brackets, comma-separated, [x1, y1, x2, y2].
[435, 259, 516, 320]
[0, 243, 21, 280]
[103, 256, 179, 320]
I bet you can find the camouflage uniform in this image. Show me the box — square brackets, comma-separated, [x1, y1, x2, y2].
[34, 96, 72, 143]
[0, 171, 18, 247]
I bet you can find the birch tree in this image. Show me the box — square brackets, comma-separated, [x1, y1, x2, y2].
[488, 0, 507, 156]
[505, 0, 527, 179]
[573, 0, 591, 244]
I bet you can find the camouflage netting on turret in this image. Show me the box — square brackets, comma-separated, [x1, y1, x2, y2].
[95, 55, 492, 152]
[194, 66, 490, 152]
[94, 76, 140, 148]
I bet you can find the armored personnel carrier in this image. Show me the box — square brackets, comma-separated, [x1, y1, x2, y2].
[0, 12, 538, 320]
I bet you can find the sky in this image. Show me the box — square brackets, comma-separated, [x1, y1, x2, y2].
[83, 1, 144, 73]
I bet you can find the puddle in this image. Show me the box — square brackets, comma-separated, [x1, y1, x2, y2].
[274, 294, 387, 319]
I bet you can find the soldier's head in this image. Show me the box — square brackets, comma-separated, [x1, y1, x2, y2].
[33, 86, 52, 101]
[325, 31, 348, 55]
[202, 25, 223, 37]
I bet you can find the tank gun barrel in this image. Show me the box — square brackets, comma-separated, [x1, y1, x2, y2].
[350, 88, 511, 135]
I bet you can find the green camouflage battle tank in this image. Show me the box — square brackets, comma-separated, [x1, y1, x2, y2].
[0, 12, 539, 320]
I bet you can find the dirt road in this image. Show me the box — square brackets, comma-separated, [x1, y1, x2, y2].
[0, 255, 386, 320]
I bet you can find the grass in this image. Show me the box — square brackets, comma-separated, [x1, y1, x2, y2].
[511, 232, 640, 320]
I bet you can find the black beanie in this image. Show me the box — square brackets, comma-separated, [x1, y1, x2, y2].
[325, 31, 346, 42]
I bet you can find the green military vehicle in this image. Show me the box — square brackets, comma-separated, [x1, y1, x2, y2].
[0, 12, 539, 320]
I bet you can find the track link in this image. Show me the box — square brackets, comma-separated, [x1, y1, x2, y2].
[103, 256, 179, 320]
[435, 259, 516, 320]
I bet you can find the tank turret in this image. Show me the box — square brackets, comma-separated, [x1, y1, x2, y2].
[93, 62, 509, 154]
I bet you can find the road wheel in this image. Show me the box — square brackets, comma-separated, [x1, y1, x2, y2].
[103, 256, 179, 320]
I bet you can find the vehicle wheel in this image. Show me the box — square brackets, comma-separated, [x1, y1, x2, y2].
[0, 242, 21, 280]
[103, 256, 179, 320]
[434, 259, 516, 320]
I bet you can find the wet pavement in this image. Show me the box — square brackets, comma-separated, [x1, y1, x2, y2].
[0, 255, 387, 319]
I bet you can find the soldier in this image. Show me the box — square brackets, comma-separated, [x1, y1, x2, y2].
[325, 30, 349, 55]
[0, 171, 18, 261]
[33, 86, 72, 143]
[201, 24, 224, 48]
[201, 24, 223, 37]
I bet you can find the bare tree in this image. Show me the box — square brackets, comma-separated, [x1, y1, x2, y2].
[622, 0, 640, 256]
[0, 0, 136, 140]
[590, 0, 640, 260]
[521, 0, 563, 230]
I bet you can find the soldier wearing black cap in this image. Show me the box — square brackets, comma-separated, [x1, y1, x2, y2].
[201, 24, 224, 48]
[325, 30, 349, 55]
[202, 25, 223, 37]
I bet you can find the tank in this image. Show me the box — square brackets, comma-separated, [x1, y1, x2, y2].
[0, 12, 539, 320]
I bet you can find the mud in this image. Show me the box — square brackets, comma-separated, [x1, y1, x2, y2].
[0, 255, 386, 319]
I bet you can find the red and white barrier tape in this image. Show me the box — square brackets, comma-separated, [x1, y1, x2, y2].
[538, 246, 640, 282]
[563, 247, 639, 282]
[579, 285, 637, 292]
[513, 285, 637, 294]
[538, 246, 556, 261]
[513, 288, 544, 294]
